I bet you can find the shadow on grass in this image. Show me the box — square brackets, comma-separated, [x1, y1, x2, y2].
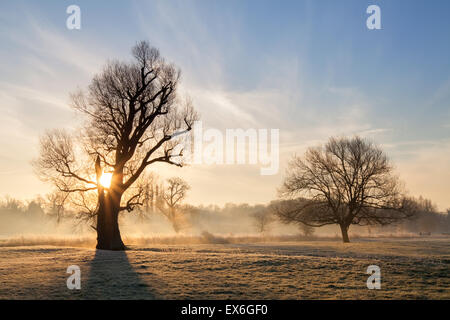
[82, 249, 160, 299]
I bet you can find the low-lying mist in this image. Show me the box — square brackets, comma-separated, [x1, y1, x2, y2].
[0, 197, 449, 248]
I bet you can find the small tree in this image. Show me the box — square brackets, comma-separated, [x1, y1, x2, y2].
[275, 136, 413, 243]
[299, 223, 315, 237]
[252, 210, 274, 234]
[157, 177, 190, 232]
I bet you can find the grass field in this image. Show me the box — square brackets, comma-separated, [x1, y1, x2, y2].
[0, 237, 448, 299]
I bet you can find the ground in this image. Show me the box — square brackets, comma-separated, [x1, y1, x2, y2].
[0, 237, 448, 299]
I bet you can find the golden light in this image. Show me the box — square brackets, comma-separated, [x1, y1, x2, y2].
[99, 172, 113, 188]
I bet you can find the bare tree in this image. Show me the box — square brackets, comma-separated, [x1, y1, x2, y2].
[403, 196, 439, 234]
[274, 136, 413, 243]
[128, 172, 160, 221]
[252, 210, 274, 234]
[34, 41, 198, 250]
[299, 223, 315, 237]
[157, 177, 190, 232]
[44, 191, 68, 223]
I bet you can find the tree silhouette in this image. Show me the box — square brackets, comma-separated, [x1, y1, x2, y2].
[34, 41, 198, 250]
[274, 136, 413, 242]
[299, 223, 314, 237]
[157, 177, 190, 233]
[251, 210, 274, 234]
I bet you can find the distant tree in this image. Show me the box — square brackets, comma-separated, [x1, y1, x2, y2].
[299, 223, 315, 237]
[270, 199, 315, 237]
[128, 173, 160, 221]
[2, 196, 24, 212]
[447, 209, 450, 232]
[157, 177, 190, 232]
[402, 196, 441, 234]
[415, 197, 437, 233]
[44, 191, 68, 223]
[252, 210, 274, 234]
[26, 199, 45, 218]
[275, 136, 413, 243]
[34, 41, 198, 250]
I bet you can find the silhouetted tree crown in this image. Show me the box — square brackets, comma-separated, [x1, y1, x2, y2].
[34, 41, 198, 250]
[274, 136, 413, 242]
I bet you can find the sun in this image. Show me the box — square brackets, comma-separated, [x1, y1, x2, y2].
[99, 172, 113, 188]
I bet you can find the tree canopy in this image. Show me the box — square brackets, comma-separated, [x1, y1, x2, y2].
[274, 136, 413, 242]
[34, 41, 198, 249]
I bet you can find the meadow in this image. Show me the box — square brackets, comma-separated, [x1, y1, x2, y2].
[0, 237, 448, 299]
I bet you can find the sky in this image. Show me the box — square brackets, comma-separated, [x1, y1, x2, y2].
[0, 0, 449, 210]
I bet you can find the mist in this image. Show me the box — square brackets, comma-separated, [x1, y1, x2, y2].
[1, 196, 449, 248]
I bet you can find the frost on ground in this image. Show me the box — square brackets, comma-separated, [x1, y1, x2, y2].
[0, 238, 448, 299]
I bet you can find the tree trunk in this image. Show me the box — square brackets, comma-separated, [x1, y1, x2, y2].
[340, 224, 350, 243]
[96, 191, 126, 251]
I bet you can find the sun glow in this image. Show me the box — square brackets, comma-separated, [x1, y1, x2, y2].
[99, 172, 113, 188]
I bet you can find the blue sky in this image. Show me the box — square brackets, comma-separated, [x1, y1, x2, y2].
[0, 0, 449, 209]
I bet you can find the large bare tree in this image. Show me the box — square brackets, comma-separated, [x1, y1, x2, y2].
[274, 136, 413, 242]
[34, 41, 198, 250]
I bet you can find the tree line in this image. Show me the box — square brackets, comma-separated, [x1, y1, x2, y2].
[1, 194, 449, 238]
